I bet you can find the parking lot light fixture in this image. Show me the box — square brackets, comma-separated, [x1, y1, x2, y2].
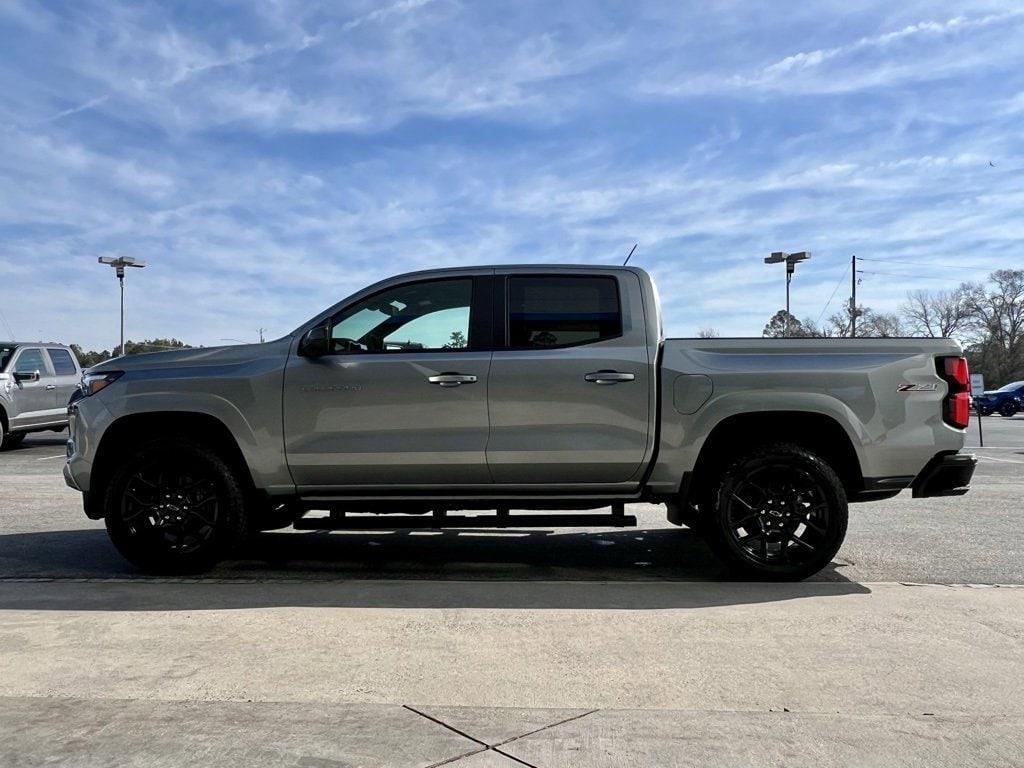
[98, 256, 147, 357]
[764, 251, 811, 336]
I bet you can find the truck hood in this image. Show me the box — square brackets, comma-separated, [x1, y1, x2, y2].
[88, 338, 292, 373]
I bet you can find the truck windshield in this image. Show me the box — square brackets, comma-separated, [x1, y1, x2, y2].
[0, 345, 15, 372]
[994, 381, 1024, 392]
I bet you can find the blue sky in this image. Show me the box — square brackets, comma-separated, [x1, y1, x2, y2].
[1, 1, 1022, 349]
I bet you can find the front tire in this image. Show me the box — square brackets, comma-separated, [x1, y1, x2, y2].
[0, 427, 25, 451]
[103, 438, 248, 573]
[701, 443, 848, 581]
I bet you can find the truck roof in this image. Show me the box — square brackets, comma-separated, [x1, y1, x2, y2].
[382, 263, 649, 278]
[0, 341, 72, 348]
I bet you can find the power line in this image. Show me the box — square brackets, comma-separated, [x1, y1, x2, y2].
[857, 268, 965, 282]
[0, 306, 14, 339]
[857, 256, 993, 271]
[816, 262, 851, 326]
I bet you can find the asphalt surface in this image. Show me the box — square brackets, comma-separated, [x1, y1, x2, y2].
[1, 416, 1021, 584]
[1, 417, 1021, 766]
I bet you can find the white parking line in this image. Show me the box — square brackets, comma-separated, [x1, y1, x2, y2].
[976, 454, 1024, 464]
[35, 455, 65, 461]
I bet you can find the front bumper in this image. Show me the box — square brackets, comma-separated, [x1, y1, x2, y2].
[63, 395, 114, 496]
[911, 452, 977, 498]
[62, 458, 80, 491]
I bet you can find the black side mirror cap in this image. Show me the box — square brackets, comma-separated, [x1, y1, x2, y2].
[14, 370, 40, 383]
[298, 325, 330, 358]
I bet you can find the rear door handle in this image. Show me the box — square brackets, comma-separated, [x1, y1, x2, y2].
[45, 384, 57, 390]
[428, 373, 478, 388]
[584, 371, 635, 385]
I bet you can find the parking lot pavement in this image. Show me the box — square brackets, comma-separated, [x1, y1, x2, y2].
[1, 419, 1022, 766]
[3, 419, 1023, 584]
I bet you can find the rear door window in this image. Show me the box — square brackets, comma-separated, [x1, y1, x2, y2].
[507, 276, 621, 348]
[47, 348, 77, 375]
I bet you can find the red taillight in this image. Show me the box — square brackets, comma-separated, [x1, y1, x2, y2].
[943, 357, 970, 392]
[950, 392, 970, 428]
[938, 356, 970, 429]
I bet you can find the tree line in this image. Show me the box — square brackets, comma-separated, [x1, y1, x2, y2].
[758, 269, 1023, 387]
[71, 338, 191, 368]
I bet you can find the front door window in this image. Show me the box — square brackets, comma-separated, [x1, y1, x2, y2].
[330, 279, 473, 354]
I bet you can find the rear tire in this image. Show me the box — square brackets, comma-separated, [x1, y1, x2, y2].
[103, 438, 249, 573]
[999, 402, 1018, 417]
[700, 442, 848, 581]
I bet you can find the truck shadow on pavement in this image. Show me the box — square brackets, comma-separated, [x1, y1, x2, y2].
[0, 526, 869, 611]
[8, 434, 68, 448]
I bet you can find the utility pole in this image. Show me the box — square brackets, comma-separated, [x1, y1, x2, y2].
[98, 256, 147, 357]
[850, 254, 857, 338]
[764, 251, 811, 336]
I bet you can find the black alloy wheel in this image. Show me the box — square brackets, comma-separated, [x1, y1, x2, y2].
[703, 443, 848, 580]
[104, 439, 247, 573]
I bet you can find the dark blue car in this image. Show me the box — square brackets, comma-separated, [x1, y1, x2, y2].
[974, 381, 1024, 417]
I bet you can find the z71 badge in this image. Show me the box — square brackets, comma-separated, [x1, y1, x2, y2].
[897, 383, 939, 392]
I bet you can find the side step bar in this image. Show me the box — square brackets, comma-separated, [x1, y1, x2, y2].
[294, 507, 636, 531]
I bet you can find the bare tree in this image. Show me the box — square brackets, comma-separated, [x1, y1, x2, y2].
[825, 305, 904, 338]
[860, 311, 905, 338]
[697, 327, 720, 338]
[900, 287, 973, 338]
[963, 270, 1024, 384]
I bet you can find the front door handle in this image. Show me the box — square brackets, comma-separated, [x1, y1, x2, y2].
[584, 371, 635, 385]
[45, 384, 57, 390]
[428, 373, 478, 388]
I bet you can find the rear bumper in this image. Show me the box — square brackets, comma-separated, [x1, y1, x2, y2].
[911, 452, 977, 498]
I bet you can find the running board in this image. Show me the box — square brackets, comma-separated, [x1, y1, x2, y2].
[293, 510, 636, 530]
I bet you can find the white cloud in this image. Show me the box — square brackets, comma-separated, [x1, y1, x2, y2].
[340, 0, 436, 33]
[643, 8, 1024, 97]
[0, 1, 1021, 347]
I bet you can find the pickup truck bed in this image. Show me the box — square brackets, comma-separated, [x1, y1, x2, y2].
[65, 265, 976, 579]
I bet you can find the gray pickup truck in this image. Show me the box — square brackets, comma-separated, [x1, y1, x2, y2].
[1, 342, 82, 449]
[65, 266, 976, 579]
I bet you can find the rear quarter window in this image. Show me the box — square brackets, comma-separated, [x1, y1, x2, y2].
[507, 276, 621, 348]
[47, 348, 77, 375]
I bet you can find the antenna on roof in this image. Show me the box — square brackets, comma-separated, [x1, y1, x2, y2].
[622, 243, 638, 266]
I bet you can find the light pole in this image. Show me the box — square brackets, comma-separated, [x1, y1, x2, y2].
[764, 250, 811, 336]
[98, 256, 147, 357]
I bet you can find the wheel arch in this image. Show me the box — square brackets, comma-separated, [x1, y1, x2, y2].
[682, 411, 864, 508]
[87, 411, 256, 519]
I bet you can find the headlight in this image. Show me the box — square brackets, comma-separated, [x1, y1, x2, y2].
[81, 371, 124, 396]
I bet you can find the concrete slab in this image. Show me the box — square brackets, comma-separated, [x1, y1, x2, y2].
[0, 582, 1020, 715]
[501, 709, 1024, 768]
[0, 696, 478, 768]
[445, 749, 526, 766]
[413, 704, 593, 746]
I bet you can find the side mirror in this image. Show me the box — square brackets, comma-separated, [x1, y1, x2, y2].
[298, 325, 330, 358]
[14, 370, 40, 383]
